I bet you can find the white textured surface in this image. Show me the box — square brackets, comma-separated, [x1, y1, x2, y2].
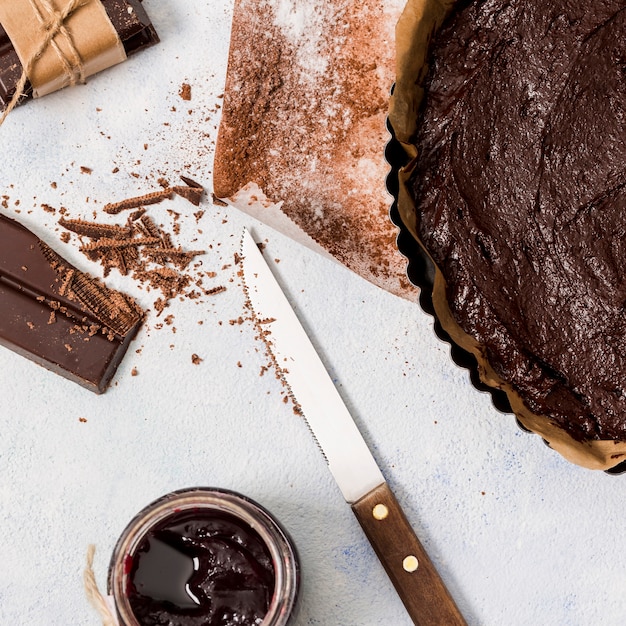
[0, 2, 624, 625]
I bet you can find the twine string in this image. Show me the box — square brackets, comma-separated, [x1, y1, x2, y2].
[32, 0, 87, 85]
[0, 0, 86, 126]
[84, 544, 119, 626]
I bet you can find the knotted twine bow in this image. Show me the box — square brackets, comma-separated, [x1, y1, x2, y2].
[0, 0, 92, 126]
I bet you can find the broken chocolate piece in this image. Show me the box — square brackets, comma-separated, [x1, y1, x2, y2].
[0, 0, 159, 111]
[175, 176, 204, 206]
[0, 213, 143, 393]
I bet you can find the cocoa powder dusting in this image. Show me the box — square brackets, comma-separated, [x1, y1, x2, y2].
[214, 0, 412, 299]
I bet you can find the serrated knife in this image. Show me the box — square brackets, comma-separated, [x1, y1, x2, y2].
[239, 228, 466, 626]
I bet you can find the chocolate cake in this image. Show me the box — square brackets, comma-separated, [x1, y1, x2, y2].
[392, 0, 626, 469]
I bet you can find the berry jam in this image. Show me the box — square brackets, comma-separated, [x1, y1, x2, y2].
[126, 508, 276, 626]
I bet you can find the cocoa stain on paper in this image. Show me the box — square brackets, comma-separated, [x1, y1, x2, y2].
[214, 0, 413, 299]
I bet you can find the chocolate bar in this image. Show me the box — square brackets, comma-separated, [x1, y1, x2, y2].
[0, 213, 143, 393]
[0, 0, 158, 110]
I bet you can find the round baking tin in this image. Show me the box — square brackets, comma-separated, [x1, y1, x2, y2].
[384, 119, 626, 476]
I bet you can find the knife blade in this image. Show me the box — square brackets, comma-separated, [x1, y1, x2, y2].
[239, 228, 466, 626]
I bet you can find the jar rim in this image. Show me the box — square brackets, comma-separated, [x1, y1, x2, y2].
[108, 487, 300, 626]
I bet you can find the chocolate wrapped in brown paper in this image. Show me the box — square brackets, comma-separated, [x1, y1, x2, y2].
[389, 0, 626, 470]
[0, 0, 158, 115]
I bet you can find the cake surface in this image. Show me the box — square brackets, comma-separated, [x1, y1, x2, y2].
[397, 0, 626, 467]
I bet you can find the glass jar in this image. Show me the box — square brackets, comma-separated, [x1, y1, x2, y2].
[108, 487, 300, 626]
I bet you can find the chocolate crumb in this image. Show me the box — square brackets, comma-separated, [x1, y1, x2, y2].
[212, 193, 228, 207]
[179, 82, 192, 101]
[191, 353, 203, 365]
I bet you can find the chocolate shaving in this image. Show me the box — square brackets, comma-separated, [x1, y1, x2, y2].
[57, 177, 224, 318]
[134, 267, 191, 301]
[139, 214, 162, 239]
[127, 207, 147, 222]
[66, 270, 142, 337]
[131, 219, 152, 238]
[112, 248, 128, 275]
[103, 176, 204, 214]
[180, 175, 203, 190]
[172, 184, 203, 206]
[58, 217, 132, 239]
[103, 188, 173, 214]
[79, 237, 161, 252]
[144, 247, 205, 269]
[37, 240, 143, 338]
[161, 231, 174, 249]
[58, 268, 75, 296]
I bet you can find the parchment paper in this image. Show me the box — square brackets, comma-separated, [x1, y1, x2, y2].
[389, 0, 456, 240]
[388, 0, 456, 152]
[213, 0, 413, 300]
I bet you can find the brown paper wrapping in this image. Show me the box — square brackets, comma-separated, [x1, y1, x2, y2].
[388, 0, 626, 470]
[0, 0, 126, 98]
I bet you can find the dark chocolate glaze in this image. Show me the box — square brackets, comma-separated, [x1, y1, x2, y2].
[127, 509, 276, 626]
[409, 0, 626, 442]
[0, 0, 159, 110]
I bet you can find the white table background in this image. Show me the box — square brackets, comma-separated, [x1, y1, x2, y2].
[0, 2, 624, 625]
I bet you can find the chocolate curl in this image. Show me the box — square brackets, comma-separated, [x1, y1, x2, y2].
[0, 0, 83, 126]
[103, 177, 205, 213]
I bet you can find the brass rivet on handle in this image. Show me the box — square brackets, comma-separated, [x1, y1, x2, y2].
[403, 555, 419, 573]
[372, 504, 389, 520]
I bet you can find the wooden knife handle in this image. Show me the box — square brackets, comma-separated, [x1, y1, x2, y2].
[351, 482, 467, 626]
